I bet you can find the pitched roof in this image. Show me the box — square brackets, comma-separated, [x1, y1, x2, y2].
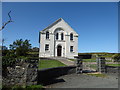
[40, 18, 78, 35]
[40, 18, 63, 32]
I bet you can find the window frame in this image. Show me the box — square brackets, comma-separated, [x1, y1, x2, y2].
[45, 44, 49, 51]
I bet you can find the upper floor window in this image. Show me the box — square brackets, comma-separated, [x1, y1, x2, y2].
[46, 31, 49, 39]
[70, 33, 73, 40]
[61, 33, 64, 40]
[56, 33, 59, 40]
[45, 44, 49, 51]
[70, 46, 73, 52]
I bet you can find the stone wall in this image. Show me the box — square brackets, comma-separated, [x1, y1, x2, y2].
[2, 59, 38, 87]
[105, 66, 119, 74]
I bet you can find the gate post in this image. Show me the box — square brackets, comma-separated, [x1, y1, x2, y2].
[97, 57, 106, 73]
[74, 56, 83, 74]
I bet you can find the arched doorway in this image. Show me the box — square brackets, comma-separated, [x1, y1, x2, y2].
[57, 45, 62, 56]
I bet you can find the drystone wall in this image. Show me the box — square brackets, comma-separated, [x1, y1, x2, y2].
[105, 66, 119, 74]
[2, 59, 38, 87]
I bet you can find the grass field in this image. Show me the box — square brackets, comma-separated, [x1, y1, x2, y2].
[69, 58, 96, 62]
[83, 59, 112, 62]
[39, 60, 66, 69]
[106, 64, 120, 66]
[83, 59, 96, 62]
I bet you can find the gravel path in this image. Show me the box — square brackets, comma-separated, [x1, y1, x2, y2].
[46, 73, 118, 88]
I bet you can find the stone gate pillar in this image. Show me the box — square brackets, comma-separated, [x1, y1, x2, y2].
[26, 59, 39, 85]
[97, 57, 106, 73]
[74, 56, 83, 74]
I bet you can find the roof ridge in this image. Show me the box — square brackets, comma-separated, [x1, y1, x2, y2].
[41, 18, 63, 32]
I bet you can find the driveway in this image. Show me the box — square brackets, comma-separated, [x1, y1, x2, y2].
[45, 73, 118, 88]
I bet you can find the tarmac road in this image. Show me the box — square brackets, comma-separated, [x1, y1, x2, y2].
[46, 73, 118, 88]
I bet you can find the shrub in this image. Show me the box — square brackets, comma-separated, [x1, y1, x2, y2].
[112, 54, 120, 62]
[9, 39, 31, 56]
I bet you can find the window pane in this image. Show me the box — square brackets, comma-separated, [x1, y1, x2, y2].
[70, 46, 73, 52]
[61, 33, 64, 40]
[45, 44, 49, 51]
[46, 31, 49, 39]
[56, 33, 59, 40]
[70, 33, 73, 40]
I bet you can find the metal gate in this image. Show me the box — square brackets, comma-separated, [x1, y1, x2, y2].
[83, 59, 97, 72]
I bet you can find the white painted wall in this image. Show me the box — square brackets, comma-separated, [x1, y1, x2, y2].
[39, 18, 78, 59]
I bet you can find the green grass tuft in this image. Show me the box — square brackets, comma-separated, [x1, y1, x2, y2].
[26, 85, 43, 89]
[87, 73, 107, 78]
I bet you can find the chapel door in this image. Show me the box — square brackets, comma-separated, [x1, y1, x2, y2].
[57, 45, 62, 56]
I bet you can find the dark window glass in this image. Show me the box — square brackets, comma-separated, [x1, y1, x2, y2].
[56, 33, 59, 40]
[70, 46, 73, 52]
[70, 33, 73, 40]
[45, 44, 49, 51]
[46, 31, 49, 39]
[61, 33, 64, 40]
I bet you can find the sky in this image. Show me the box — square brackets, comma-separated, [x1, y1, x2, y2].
[2, 2, 118, 53]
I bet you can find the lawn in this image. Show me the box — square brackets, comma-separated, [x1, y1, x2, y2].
[39, 60, 66, 69]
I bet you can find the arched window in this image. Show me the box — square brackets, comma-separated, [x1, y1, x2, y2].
[56, 33, 59, 40]
[70, 33, 73, 40]
[46, 31, 49, 39]
[61, 33, 64, 40]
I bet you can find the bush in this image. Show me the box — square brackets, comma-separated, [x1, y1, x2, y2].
[2, 56, 16, 68]
[112, 54, 120, 62]
[9, 39, 31, 56]
[2, 55, 29, 68]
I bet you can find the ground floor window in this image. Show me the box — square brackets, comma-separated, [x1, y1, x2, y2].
[45, 44, 49, 51]
[70, 46, 73, 52]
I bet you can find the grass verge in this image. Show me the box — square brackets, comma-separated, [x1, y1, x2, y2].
[39, 60, 66, 69]
[3, 85, 44, 89]
[87, 73, 107, 78]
